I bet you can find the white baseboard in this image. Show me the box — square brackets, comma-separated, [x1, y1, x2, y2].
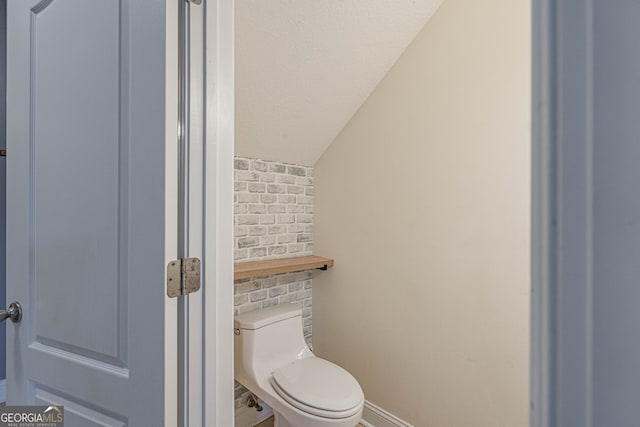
[0, 379, 5, 403]
[234, 398, 410, 427]
[360, 400, 413, 427]
[234, 401, 273, 427]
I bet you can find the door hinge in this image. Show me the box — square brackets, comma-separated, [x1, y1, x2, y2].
[167, 258, 201, 297]
[186, 0, 202, 5]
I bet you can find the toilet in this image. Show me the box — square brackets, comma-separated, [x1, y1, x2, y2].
[234, 304, 364, 427]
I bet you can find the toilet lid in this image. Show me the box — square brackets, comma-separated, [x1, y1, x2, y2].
[271, 358, 363, 415]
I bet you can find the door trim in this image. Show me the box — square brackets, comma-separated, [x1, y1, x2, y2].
[531, 0, 595, 425]
[184, 1, 205, 425]
[531, 1, 553, 424]
[202, 0, 234, 425]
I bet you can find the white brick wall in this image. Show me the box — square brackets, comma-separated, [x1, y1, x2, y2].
[234, 157, 313, 262]
[234, 157, 314, 410]
[234, 271, 313, 337]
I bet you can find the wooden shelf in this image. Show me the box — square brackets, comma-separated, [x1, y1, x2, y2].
[234, 255, 334, 280]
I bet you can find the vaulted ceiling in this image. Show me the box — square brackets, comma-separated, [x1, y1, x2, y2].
[234, 0, 444, 166]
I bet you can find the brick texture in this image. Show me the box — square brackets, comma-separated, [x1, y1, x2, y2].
[235, 157, 313, 262]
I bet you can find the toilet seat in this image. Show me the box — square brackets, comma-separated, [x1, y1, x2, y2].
[270, 358, 363, 419]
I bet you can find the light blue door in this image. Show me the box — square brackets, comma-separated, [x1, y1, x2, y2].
[5, 0, 171, 425]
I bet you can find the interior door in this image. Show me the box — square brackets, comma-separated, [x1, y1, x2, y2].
[5, 0, 174, 425]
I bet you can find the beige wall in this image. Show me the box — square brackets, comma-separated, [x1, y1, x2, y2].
[312, 0, 530, 426]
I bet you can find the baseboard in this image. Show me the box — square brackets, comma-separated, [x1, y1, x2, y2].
[360, 400, 414, 427]
[0, 379, 5, 403]
[234, 401, 273, 427]
[233, 398, 410, 427]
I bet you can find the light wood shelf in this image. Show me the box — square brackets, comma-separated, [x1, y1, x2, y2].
[234, 255, 334, 280]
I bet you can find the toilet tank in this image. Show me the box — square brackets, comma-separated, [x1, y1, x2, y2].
[235, 304, 310, 378]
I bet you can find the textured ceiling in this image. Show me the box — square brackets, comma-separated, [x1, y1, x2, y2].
[235, 0, 444, 166]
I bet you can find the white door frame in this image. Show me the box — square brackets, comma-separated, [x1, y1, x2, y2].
[183, 1, 205, 425]
[202, 0, 234, 426]
[531, 0, 594, 425]
[531, 0, 553, 424]
[167, 0, 234, 425]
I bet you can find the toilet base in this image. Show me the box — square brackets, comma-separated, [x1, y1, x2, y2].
[274, 411, 294, 427]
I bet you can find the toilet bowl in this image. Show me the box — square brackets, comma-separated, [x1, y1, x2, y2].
[234, 304, 364, 427]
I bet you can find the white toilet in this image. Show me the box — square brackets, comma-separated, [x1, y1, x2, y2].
[234, 304, 364, 427]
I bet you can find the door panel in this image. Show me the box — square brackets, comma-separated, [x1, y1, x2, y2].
[35, 386, 126, 427]
[32, 0, 125, 364]
[6, 0, 169, 424]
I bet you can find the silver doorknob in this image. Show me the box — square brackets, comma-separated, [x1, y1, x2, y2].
[0, 302, 22, 323]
